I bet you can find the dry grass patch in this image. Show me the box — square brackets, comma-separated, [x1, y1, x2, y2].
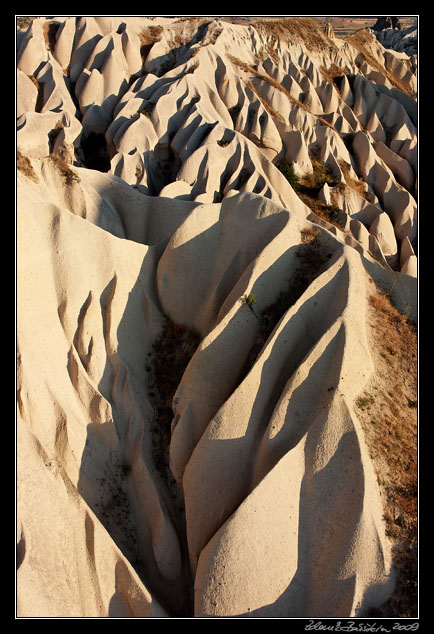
[17, 16, 36, 31]
[319, 64, 348, 86]
[138, 25, 163, 63]
[48, 153, 80, 185]
[253, 17, 337, 53]
[338, 158, 370, 201]
[43, 21, 60, 52]
[174, 16, 209, 23]
[282, 159, 347, 230]
[135, 162, 143, 181]
[244, 80, 284, 122]
[17, 151, 39, 183]
[168, 32, 191, 50]
[357, 282, 417, 617]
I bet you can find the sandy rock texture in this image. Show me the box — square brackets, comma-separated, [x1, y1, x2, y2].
[16, 16, 417, 618]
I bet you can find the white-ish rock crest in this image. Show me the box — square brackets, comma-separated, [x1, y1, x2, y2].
[16, 16, 417, 618]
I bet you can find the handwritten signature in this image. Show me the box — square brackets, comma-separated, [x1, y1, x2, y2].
[305, 621, 419, 633]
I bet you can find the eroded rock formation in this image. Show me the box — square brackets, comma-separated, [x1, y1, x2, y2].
[16, 16, 417, 618]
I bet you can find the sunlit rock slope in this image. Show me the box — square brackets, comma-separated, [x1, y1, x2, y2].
[17, 16, 417, 618]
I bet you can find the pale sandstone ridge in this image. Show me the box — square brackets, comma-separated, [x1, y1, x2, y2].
[17, 16, 417, 618]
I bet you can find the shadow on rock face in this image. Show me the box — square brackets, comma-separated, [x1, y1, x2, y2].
[80, 131, 111, 172]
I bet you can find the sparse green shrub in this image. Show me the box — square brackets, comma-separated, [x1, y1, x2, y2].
[356, 393, 375, 410]
[311, 160, 336, 188]
[245, 294, 257, 311]
[323, 204, 346, 229]
[277, 162, 301, 190]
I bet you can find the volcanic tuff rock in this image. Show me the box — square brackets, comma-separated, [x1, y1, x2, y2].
[17, 16, 417, 618]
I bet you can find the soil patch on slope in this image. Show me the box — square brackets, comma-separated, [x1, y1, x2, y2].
[357, 281, 417, 617]
[146, 318, 201, 488]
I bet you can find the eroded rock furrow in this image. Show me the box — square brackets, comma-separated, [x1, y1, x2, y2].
[17, 15, 417, 619]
